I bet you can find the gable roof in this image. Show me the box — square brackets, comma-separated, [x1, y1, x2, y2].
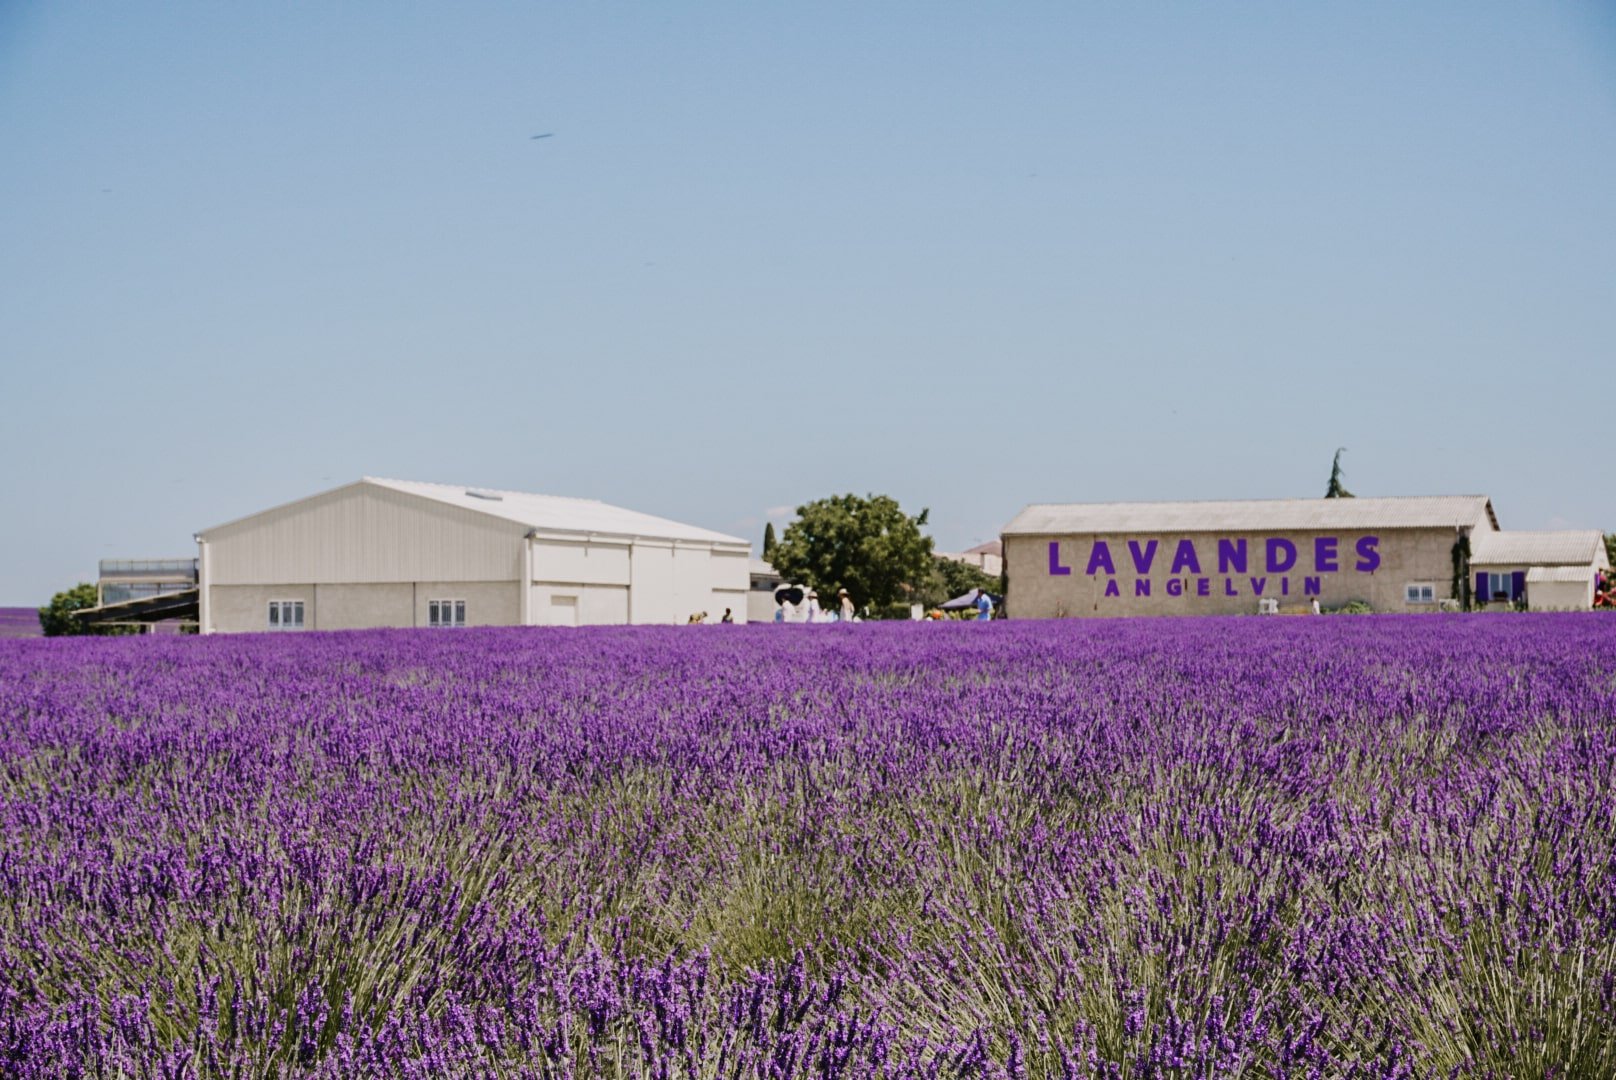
[200, 478, 748, 547]
[366, 478, 748, 546]
[1469, 530, 1607, 568]
[1003, 495, 1499, 536]
[1525, 565, 1600, 584]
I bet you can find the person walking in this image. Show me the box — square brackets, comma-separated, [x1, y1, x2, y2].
[975, 589, 994, 622]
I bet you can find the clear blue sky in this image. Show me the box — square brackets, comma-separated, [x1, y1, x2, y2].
[2, 2, 1612, 604]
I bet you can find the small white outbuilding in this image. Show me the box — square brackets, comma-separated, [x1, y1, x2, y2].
[195, 478, 750, 633]
[1467, 530, 1608, 611]
[1523, 566, 1604, 612]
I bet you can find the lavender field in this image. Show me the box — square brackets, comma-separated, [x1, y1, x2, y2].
[2, 617, 1614, 1078]
[0, 608, 42, 639]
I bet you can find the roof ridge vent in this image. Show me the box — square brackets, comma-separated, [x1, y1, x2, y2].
[465, 489, 504, 501]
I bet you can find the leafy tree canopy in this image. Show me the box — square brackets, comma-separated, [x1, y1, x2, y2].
[1325, 447, 1354, 499]
[767, 494, 935, 612]
[927, 556, 999, 608]
[1605, 533, 1615, 571]
[38, 583, 127, 637]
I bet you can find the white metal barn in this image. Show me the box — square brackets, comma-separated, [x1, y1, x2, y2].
[194, 478, 751, 633]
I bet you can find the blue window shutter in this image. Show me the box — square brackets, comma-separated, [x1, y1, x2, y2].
[1511, 571, 1526, 601]
[1475, 572, 1487, 602]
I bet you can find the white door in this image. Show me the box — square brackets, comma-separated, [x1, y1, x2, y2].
[550, 595, 579, 627]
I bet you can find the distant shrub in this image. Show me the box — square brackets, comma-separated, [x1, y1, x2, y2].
[37, 583, 135, 636]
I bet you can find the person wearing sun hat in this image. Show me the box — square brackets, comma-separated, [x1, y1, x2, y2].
[838, 588, 855, 622]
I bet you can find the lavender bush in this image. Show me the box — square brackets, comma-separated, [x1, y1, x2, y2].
[1, 616, 1613, 1078]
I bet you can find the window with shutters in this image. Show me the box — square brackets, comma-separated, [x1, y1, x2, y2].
[1486, 572, 1515, 602]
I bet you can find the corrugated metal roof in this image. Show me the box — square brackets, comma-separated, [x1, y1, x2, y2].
[365, 478, 749, 546]
[1526, 566, 1598, 584]
[1002, 495, 1497, 536]
[195, 479, 749, 547]
[1469, 530, 1606, 567]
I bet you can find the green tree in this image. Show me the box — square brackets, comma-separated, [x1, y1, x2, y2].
[1605, 533, 1615, 571]
[762, 521, 777, 561]
[1325, 447, 1354, 498]
[927, 555, 999, 608]
[38, 582, 127, 636]
[768, 494, 935, 613]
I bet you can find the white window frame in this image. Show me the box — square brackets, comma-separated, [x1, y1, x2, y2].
[1404, 583, 1436, 604]
[267, 600, 305, 631]
[1487, 572, 1512, 603]
[428, 599, 467, 628]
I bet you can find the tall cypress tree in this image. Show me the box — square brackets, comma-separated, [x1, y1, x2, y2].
[762, 521, 777, 560]
[1325, 448, 1354, 498]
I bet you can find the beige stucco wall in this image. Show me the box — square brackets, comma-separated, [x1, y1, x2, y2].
[940, 551, 1003, 577]
[1527, 579, 1593, 612]
[312, 583, 414, 630]
[209, 581, 520, 632]
[1006, 527, 1468, 618]
[412, 581, 519, 627]
[211, 584, 316, 633]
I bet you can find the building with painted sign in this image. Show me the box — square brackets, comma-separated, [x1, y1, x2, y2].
[1002, 495, 1608, 618]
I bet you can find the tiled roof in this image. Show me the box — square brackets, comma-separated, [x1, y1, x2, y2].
[1469, 530, 1606, 568]
[1525, 566, 1599, 584]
